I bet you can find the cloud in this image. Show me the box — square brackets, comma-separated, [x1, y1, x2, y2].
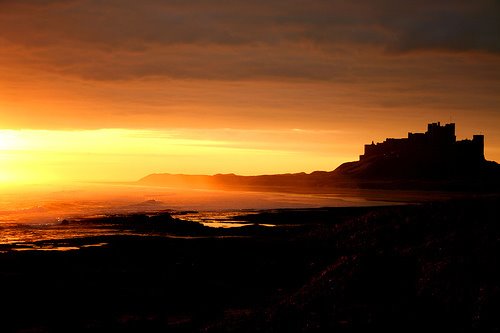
[378, 0, 500, 53]
[0, 0, 498, 83]
[0, 0, 499, 167]
[1, 0, 498, 50]
[0, 0, 499, 134]
[0, 0, 75, 6]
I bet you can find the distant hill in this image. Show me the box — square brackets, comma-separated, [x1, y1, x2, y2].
[139, 123, 500, 191]
[139, 171, 341, 192]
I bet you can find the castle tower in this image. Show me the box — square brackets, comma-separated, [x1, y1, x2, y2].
[473, 135, 485, 160]
[426, 122, 456, 144]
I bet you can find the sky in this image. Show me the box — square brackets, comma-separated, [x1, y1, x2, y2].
[0, 0, 499, 184]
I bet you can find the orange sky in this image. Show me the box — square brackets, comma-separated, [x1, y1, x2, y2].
[0, 0, 499, 184]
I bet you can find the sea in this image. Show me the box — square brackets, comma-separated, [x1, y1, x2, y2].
[0, 183, 419, 251]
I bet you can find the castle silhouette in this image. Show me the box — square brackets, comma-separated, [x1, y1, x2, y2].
[328, 121, 495, 181]
[359, 122, 485, 166]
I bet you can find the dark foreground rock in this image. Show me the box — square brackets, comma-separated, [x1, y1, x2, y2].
[0, 196, 499, 332]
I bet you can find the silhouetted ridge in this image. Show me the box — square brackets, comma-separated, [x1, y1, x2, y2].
[139, 122, 500, 191]
[139, 172, 332, 189]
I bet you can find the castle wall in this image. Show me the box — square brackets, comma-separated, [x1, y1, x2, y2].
[360, 123, 483, 163]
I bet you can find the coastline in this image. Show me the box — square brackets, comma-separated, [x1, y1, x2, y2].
[1, 195, 499, 332]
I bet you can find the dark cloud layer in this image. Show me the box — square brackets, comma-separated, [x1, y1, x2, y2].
[2, 1, 498, 50]
[0, 0, 499, 81]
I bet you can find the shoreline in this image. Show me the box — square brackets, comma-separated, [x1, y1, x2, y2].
[1, 195, 499, 331]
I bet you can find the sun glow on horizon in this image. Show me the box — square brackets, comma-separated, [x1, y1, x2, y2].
[0, 130, 26, 151]
[0, 128, 352, 185]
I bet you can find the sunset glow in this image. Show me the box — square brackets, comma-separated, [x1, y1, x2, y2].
[0, 128, 354, 184]
[0, 0, 499, 185]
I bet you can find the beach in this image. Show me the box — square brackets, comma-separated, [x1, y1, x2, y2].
[0, 194, 499, 332]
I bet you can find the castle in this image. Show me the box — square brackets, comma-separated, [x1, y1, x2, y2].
[359, 122, 485, 165]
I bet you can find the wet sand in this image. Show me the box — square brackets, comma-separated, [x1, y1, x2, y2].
[0, 196, 499, 332]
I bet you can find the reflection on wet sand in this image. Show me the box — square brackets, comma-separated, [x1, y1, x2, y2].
[0, 184, 412, 251]
[173, 211, 263, 228]
[2, 182, 477, 252]
[0, 211, 270, 251]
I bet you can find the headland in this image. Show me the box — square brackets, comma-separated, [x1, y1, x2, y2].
[140, 122, 500, 191]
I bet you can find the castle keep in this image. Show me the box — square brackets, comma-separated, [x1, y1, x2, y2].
[360, 122, 484, 164]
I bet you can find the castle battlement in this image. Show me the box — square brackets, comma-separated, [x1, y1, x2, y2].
[360, 122, 484, 163]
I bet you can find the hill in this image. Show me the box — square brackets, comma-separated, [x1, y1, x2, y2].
[139, 123, 500, 191]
